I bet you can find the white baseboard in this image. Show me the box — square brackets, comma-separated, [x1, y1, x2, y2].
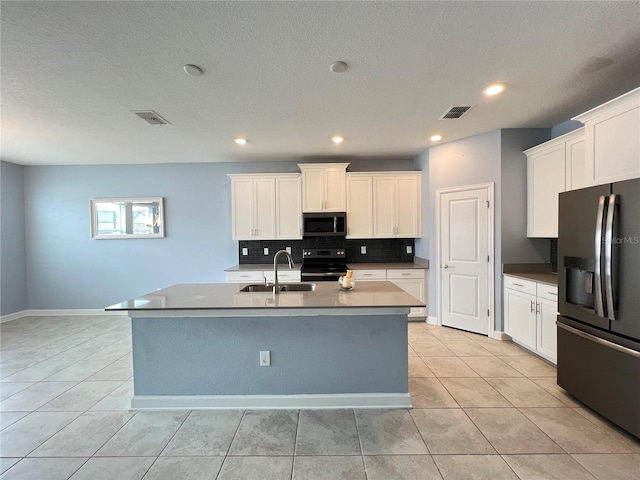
[426, 315, 438, 325]
[492, 330, 510, 341]
[0, 310, 28, 323]
[1, 309, 128, 323]
[131, 393, 412, 410]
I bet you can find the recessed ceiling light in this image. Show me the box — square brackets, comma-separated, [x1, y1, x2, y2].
[183, 64, 203, 77]
[331, 136, 344, 144]
[430, 134, 443, 142]
[330, 61, 348, 73]
[234, 138, 248, 145]
[482, 83, 506, 96]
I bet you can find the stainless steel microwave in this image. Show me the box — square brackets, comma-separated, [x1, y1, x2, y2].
[302, 212, 347, 237]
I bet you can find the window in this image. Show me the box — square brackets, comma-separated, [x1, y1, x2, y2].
[90, 197, 164, 239]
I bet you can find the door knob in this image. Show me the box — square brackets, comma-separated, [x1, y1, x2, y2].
[443, 264, 449, 269]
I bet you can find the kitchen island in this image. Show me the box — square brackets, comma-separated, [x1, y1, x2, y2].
[106, 281, 424, 410]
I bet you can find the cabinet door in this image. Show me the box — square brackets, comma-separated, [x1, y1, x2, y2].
[373, 176, 395, 237]
[324, 168, 347, 212]
[301, 169, 325, 212]
[346, 175, 373, 238]
[390, 278, 426, 318]
[537, 298, 558, 362]
[231, 178, 254, 240]
[565, 135, 586, 190]
[504, 289, 537, 350]
[395, 175, 421, 237]
[276, 176, 302, 239]
[527, 145, 565, 237]
[253, 178, 276, 239]
[582, 101, 640, 186]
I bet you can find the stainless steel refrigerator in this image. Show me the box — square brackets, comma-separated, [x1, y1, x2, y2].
[557, 178, 640, 438]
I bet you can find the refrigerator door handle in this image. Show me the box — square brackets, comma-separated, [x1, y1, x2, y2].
[594, 195, 607, 318]
[604, 194, 617, 321]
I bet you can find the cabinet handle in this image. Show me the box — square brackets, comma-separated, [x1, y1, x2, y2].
[402, 273, 411, 276]
[364, 273, 373, 276]
[513, 283, 524, 287]
[536, 302, 540, 314]
[548, 292, 557, 296]
[530, 300, 535, 312]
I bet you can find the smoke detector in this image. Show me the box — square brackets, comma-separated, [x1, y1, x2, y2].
[439, 105, 473, 120]
[132, 110, 171, 125]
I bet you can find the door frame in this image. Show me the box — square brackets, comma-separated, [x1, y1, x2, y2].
[436, 182, 495, 337]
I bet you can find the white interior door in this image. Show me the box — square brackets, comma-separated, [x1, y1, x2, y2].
[439, 185, 492, 335]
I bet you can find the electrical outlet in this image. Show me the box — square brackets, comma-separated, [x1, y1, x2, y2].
[286, 246, 291, 254]
[260, 350, 271, 366]
[263, 247, 269, 256]
[360, 246, 367, 255]
[242, 247, 248, 256]
[406, 245, 412, 254]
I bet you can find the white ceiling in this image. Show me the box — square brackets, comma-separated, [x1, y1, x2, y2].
[1, 1, 639, 166]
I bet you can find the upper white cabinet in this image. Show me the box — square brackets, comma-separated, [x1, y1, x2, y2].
[298, 163, 349, 212]
[275, 175, 302, 239]
[229, 175, 276, 240]
[525, 128, 584, 238]
[346, 174, 373, 238]
[373, 173, 421, 238]
[228, 174, 301, 240]
[573, 87, 640, 186]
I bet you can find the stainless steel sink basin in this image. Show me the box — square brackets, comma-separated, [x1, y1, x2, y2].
[239, 283, 316, 293]
[280, 283, 316, 292]
[239, 285, 275, 293]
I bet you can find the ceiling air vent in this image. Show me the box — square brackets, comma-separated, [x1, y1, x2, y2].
[439, 105, 473, 120]
[132, 110, 171, 125]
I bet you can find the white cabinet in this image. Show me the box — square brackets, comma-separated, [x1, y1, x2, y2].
[228, 174, 301, 240]
[373, 174, 421, 238]
[503, 275, 557, 363]
[351, 267, 426, 319]
[275, 175, 302, 239]
[229, 175, 276, 240]
[346, 174, 373, 238]
[387, 269, 426, 318]
[573, 87, 640, 186]
[298, 163, 349, 212]
[226, 268, 300, 283]
[525, 128, 584, 238]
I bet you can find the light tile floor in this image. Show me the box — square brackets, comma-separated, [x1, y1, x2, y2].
[1, 316, 638, 479]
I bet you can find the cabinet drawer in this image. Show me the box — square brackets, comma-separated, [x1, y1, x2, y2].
[503, 276, 536, 295]
[352, 269, 386, 281]
[225, 271, 264, 283]
[537, 284, 559, 302]
[386, 269, 424, 280]
[264, 270, 301, 283]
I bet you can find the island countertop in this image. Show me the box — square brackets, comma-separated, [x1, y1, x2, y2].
[106, 281, 425, 311]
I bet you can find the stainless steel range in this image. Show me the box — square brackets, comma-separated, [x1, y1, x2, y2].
[300, 248, 347, 282]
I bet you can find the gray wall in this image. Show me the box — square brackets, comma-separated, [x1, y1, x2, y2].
[427, 130, 502, 323]
[18, 159, 417, 311]
[1, 161, 28, 315]
[425, 129, 553, 331]
[551, 119, 583, 139]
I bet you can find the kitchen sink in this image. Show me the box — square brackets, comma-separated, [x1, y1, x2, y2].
[239, 283, 316, 293]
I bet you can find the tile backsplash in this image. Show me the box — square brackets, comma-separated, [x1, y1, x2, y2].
[238, 237, 415, 264]
[550, 238, 558, 272]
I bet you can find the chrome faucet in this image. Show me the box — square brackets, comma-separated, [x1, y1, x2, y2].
[273, 250, 294, 294]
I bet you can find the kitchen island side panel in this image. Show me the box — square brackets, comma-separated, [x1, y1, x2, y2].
[131, 314, 408, 396]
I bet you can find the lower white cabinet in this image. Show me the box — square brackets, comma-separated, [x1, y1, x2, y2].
[225, 269, 301, 284]
[503, 275, 557, 363]
[352, 267, 426, 319]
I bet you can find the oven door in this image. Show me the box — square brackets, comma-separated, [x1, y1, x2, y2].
[301, 270, 346, 282]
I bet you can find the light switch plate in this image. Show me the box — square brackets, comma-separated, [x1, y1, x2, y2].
[242, 248, 248, 256]
[260, 350, 271, 366]
[286, 246, 291, 254]
[360, 246, 367, 254]
[406, 246, 412, 254]
[263, 248, 269, 255]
